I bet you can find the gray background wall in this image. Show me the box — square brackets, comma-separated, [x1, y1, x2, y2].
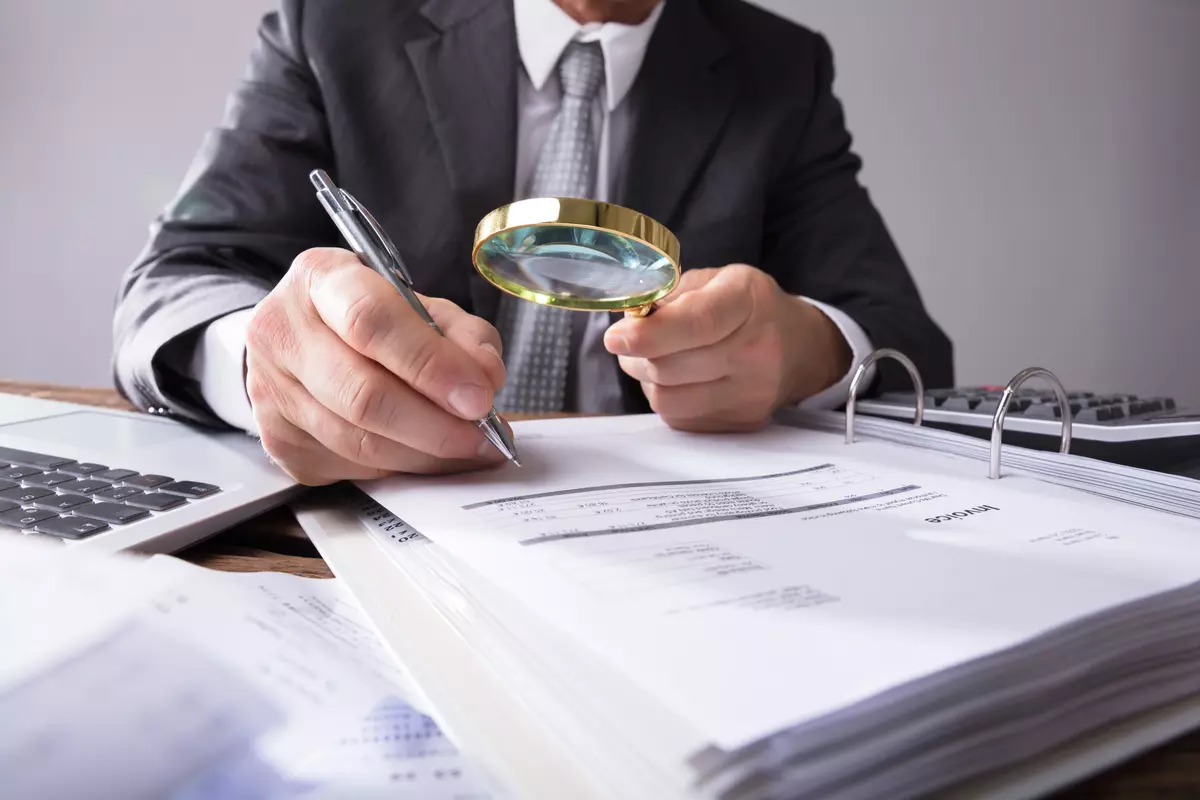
[2, 0, 1198, 403]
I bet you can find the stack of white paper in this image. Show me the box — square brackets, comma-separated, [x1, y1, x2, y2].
[786, 408, 1200, 521]
[350, 415, 1200, 800]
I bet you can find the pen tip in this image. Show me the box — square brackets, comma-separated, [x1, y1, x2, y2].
[511, 456, 522, 467]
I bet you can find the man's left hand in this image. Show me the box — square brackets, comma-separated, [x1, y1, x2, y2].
[604, 264, 851, 432]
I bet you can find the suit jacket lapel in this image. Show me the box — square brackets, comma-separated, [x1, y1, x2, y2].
[614, 1, 735, 412]
[618, 0, 735, 231]
[406, 0, 517, 321]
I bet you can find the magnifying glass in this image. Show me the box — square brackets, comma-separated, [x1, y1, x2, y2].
[472, 197, 681, 318]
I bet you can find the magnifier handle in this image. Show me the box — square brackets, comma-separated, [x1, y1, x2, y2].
[625, 302, 657, 319]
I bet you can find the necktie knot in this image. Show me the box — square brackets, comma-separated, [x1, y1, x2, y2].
[558, 41, 604, 101]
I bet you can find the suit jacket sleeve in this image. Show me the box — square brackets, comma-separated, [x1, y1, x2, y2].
[112, 0, 337, 427]
[762, 33, 954, 394]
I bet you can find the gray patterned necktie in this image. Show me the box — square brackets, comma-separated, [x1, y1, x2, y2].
[493, 41, 605, 413]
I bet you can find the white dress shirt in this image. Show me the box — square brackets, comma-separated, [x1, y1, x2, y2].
[191, 0, 874, 431]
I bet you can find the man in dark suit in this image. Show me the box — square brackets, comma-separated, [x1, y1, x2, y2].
[113, 0, 952, 485]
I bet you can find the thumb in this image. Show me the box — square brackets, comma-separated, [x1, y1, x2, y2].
[655, 267, 720, 307]
[423, 295, 507, 393]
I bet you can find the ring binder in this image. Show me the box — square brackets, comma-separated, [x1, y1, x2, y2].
[989, 367, 1073, 479]
[845, 348, 925, 444]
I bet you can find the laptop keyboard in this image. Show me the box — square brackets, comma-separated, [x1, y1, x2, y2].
[0, 445, 220, 541]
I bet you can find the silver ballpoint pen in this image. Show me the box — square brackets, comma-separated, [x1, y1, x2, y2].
[309, 169, 520, 467]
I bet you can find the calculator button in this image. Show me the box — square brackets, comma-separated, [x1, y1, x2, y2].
[0, 499, 18, 514]
[1076, 407, 1115, 423]
[973, 400, 1000, 415]
[0, 478, 18, 492]
[1024, 403, 1061, 419]
[942, 397, 981, 412]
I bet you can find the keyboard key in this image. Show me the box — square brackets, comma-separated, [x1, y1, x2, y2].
[92, 468, 138, 483]
[0, 486, 53, 504]
[122, 474, 173, 489]
[0, 499, 18, 514]
[0, 446, 74, 470]
[23, 472, 75, 488]
[58, 462, 108, 478]
[32, 494, 93, 513]
[0, 507, 59, 530]
[157, 481, 219, 499]
[0, 465, 40, 480]
[72, 503, 150, 525]
[35, 517, 110, 540]
[57, 479, 115, 496]
[125, 493, 188, 511]
[94, 486, 143, 502]
[0, 478, 17, 492]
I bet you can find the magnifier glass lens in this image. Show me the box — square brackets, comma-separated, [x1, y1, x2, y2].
[475, 224, 676, 308]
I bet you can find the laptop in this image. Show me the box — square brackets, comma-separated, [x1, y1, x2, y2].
[0, 391, 300, 554]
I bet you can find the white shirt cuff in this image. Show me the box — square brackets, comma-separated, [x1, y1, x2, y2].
[795, 297, 875, 410]
[189, 307, 259, 434]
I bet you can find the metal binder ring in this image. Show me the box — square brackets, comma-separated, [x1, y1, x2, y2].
[845, 348, 925, 444]
[989, 367, 1073, 479]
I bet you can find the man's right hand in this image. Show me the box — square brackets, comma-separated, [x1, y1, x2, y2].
[244, 247, 509, 485]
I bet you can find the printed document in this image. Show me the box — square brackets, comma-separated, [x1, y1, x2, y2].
[361, 415, 1200, 750]
[0, 542, 487, 799]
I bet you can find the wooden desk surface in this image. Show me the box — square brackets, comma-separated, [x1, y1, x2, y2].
[5, 378, 1200, 799]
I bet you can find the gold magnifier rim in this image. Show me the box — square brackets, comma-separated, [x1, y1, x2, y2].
[472, 197, 681, 311]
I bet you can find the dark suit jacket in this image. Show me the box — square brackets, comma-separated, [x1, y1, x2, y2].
[113, 0, 953, 427]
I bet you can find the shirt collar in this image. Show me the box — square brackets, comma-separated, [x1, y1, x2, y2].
[514, 0, 665, 112]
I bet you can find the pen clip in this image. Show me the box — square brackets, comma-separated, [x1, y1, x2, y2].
[338, 189, 414, 287]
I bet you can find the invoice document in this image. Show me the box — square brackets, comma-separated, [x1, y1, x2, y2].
[360, 415, 1200, 750]
[0, 541, 487, 799]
